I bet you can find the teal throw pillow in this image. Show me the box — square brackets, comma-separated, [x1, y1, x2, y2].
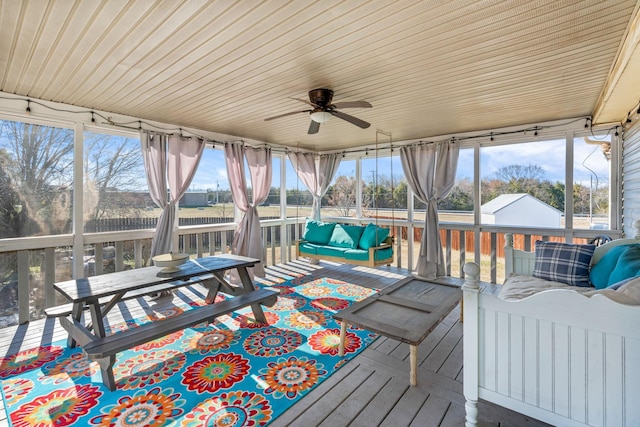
[358, 223, 390, 250]
[303, 220, 336, 245]
[329, 224, 365, 249]
[607, 244, 640, 286]
[589, 245, 629, 289]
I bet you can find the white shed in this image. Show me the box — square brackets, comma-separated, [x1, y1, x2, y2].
[180, 192, 208, 207]
[481, 193, 562, 227]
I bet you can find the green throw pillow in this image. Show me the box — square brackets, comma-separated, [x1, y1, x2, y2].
[358, 223, 390, 250]
[329, 224, 365, 249]
[607, 244, 640, 286]
[303, 220, 336, 245]
[589, 245, 629, 289]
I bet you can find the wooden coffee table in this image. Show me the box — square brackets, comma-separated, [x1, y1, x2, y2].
[334, 276, 462, 386]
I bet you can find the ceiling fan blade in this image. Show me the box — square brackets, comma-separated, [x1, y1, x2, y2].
[330, 110, 370, 129]
[290, 97, 321, 108]
[332, 101, 372, 109]
[308, 120, 320, 134]
[264, 110, 311, 121]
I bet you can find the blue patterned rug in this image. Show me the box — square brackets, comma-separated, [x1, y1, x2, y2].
[0, 276, 378, 426]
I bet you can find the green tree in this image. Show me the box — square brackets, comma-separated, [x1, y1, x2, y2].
[482, 164, 566, 210]
[286, 188, 313, 206]
[393, 181, 408, 209]
[439, 178, 473, 211]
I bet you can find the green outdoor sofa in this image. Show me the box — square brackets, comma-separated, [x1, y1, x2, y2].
[296, 220, 394, 268]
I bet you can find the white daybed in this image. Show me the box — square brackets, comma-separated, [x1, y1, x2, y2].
[462, 229, 640, 427]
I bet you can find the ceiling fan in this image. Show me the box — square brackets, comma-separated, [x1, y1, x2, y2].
[264, 88, 372, 134]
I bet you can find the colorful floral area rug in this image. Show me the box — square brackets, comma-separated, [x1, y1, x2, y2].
[0, 277, 378, 426]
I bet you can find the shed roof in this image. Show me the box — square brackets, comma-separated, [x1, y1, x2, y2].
[481, 193, 562, 215]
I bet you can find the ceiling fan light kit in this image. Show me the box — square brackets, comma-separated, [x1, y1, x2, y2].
[310, 110, 332, 123]
[265, 88, 372, 134]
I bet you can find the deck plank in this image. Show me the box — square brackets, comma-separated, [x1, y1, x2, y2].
[420, 318, 462, 372]
[438, 336, 464, 380]
[350, 375, 409, 426]
[317, 370, 392, 427]
[439, 401, 469, 427]
[411, 393, 451, 427]
[285, 364, 376, 427]
[379, 390, 430, 426]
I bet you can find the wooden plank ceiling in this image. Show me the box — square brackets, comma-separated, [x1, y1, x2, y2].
[1, 0, 639, 151]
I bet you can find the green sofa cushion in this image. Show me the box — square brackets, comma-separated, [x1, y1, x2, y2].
[344, 247, 393, 262]
[298, 242, 319, 255]
[329, 224, 365, 249]
[303, 220, 336, 245]
[358, 223, 390, 250]
[315, 245, 350, 258]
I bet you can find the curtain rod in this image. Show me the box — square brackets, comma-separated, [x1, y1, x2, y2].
[0, 95, 616, 157]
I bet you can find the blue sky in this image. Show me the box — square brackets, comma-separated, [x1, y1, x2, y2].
[189, 136, 611, 191]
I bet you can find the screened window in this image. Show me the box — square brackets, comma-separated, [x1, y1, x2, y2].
[323, 159, 357, 218]
[480, 139, 565, 228]
[573, 134, 611, 229]
[438, 147, 474, 223]
[285, 158, 312, 218]
[0, 119, 74, 238]
[361, 155, 405, 220]
[180, 146, 234, 223]
[83, 130, 150, 233]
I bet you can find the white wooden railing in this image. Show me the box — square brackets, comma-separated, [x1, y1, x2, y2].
[0, 217, 623, 326]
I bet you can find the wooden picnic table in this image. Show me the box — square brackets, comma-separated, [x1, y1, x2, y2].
[52, 254, 278, 390]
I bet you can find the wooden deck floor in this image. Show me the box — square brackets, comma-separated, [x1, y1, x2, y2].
[0, 260, 549, 427]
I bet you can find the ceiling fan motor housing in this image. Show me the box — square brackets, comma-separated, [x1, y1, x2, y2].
[308, 88, 334, 107]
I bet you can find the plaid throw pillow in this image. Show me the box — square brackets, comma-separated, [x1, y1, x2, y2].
[532, 240, 596, 287]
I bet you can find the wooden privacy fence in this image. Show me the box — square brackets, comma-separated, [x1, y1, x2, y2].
[85, 216, 237, 232]
[85, 216, 285, 252]
[408, 227, 568, 258]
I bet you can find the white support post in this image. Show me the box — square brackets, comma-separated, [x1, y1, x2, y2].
[356, 157, 362, 218]
[72, 122, 85, 278]
[172, 202, 180, 253]
[280, 155, 287, 263]
[462, 262, 480, 427]
[17, 250, 30, 324]
[407, 185, 414, 271]
[134, 239, 143, 268]
[504, 233, 514, 277]
[115, 241, 124, 272]
[565, 130, 574, 230]
[44, 247, 56, 307]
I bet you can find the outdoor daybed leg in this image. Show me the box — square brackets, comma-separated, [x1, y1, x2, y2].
[465, 399, 478, 426]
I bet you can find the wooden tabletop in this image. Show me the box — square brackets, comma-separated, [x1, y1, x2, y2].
[334, 276, 462, 345]
[54, 254, 259, 303]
